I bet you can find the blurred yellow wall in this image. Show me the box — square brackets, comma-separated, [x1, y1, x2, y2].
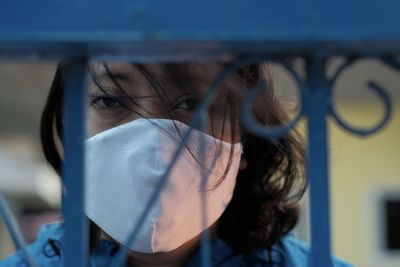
[330, 103, 400, 267]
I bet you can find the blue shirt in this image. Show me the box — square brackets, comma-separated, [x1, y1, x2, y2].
[0, 223, 353, 267]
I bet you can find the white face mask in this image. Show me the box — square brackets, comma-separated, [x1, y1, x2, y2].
[85, 118, 242, 253]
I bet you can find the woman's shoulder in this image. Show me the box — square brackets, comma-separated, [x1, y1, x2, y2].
[0, 223, 127, 267]
[275, 234, 354, 267]
[0, 223, 63, 267]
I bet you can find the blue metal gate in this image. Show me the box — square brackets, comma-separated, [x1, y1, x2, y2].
[1, 1, 399, 266]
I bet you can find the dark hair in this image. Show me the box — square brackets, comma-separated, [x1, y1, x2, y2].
[40, 62, 306, 252]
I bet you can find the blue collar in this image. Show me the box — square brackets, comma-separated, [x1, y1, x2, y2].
[36, 223, 285, 267]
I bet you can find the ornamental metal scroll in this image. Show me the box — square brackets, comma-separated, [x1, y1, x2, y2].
[328, 57, 393, 137]
[240, 56, 394, 140]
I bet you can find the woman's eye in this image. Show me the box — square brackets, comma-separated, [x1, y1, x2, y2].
[91, 96, 123, 109]
[173, 97, 199, 112]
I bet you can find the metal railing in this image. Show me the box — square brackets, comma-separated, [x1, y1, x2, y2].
[1, 1, 400, 266]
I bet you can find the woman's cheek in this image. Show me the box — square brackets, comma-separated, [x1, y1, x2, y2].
[86, 110, 131, 137]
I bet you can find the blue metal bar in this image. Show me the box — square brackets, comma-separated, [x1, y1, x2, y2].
[1, 1, 400, 60]
[305, 57, 333, 267]
[63, 60, 88, 267]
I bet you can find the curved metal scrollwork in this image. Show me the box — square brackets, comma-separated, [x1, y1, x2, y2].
[328, 57, 393, 137]
[240, 55, 395, 140]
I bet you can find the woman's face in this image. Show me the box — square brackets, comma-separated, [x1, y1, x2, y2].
[87, 63, 239, 143]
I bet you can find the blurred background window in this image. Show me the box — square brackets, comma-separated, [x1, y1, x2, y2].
[385, 198, 400, 251]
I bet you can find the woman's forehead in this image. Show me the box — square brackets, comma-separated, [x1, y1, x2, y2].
[89, 63, 151, 95]
[89, 62, 220, 96]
